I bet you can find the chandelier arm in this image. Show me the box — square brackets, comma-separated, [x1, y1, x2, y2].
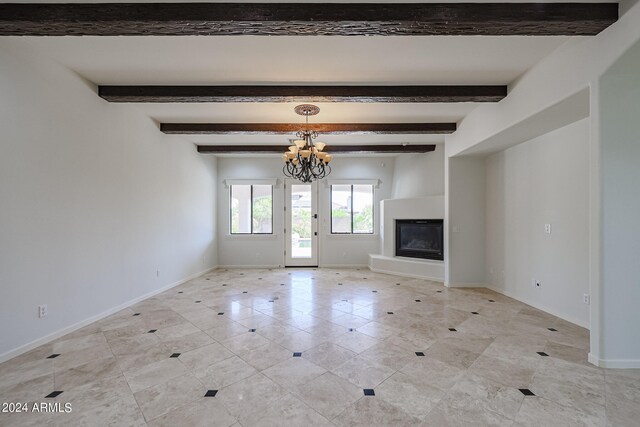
[285, 104, 332, 183]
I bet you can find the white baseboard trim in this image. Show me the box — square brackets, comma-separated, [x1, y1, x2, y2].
[368, 265, 443, 282]
[217, 265, 282, 269]
[588, 353, 640, 368]
[321, 264, 368, 268]
[486, 284, 589, 329]
[0, 265, 217, 364]
[445, 282, 486, 288]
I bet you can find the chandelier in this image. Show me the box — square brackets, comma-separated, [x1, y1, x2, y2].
[282, 104, 332, 183]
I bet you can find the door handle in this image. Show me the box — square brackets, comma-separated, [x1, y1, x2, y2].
[314, 232, 318, 236]
[313, 214, 318, 219]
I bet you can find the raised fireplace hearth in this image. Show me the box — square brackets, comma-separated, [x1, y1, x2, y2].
[395, 219, 444, 261]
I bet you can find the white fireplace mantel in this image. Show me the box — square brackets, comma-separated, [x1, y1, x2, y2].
[369, 196, 445, 281]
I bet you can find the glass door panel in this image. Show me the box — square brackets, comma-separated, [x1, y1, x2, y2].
[285, 180, 318, 266]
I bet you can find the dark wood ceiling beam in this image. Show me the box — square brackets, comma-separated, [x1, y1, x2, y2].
[0, 3, 618, 36]
[98, 85, 507, 103]
[197, 144, 436, 154]
[160, 122, 456, 135]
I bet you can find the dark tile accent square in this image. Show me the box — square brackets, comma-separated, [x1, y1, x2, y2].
[363, 277, 367, 279]
[249, 329, 256, 332]
[195, 301, 201, 303]
[132, 313, 140, 316]
[222, 284, 227, 286]
[218, 313, 224, 316]
[449, 328, 457, 332]
[488, 299, 495, 302]
[372, 290, 377, 293]
[293, 352, 302, 357]
[242, 291, 248, 294]
[537, 352, 549, 357]
[206, 278, 210, 281]
[519, 388, 535, 396]
[258, 278, 262, 280]
[338, 283, 343, 286]
[548, 328, 558, 331]
[363, 389, 375, 396]
[471, 312, 479, 314]
[47, 354, 60, 359]
[396, 283, 401, 285]
[45, 391, 63, 398]
[387, 312, 394, 315]
[415, 352, 425, 357]
[205, 390, 218, 397]
[436, 290, 443, 293]
[148, 329, 157, 333]
[280, 283, 285, 286]
[178, 291, 183, 293]
[415, 300, 421, 302]
[240, 273, 244, 275]
[170, 353, 181, 358]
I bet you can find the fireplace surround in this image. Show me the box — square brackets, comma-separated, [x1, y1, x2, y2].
[395, 219, 444, 261]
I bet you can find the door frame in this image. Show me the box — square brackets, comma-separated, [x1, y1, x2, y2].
[284, 179, 319, 267]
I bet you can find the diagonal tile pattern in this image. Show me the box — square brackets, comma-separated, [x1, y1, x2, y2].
[0, 268, 638, 426]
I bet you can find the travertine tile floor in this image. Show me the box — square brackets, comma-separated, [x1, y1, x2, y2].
[1, 268, 639, 426]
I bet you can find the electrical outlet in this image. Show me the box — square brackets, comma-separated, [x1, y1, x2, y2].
[38, 304, 48, 318]
[583, 294, 590, 304]
[544, 223, 552, 234]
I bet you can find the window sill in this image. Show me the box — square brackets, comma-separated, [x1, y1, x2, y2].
[225, 234, 279, 240]
[325, 233, 379, 240]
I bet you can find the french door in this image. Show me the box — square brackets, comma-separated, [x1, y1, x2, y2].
[284, 180, 318, 266]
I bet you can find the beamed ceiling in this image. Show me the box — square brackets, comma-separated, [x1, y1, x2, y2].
[0, 2, 619, 154]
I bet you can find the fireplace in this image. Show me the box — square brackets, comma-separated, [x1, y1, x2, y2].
[395, 219, 444, 261]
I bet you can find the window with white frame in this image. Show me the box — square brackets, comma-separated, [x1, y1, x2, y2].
[330, 184, 374, 234]
[230, 184, 273, 234]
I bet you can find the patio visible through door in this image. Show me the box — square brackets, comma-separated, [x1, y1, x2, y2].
[285, 180, 318, 266]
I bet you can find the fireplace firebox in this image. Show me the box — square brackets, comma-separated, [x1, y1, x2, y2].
[395, 219, 444, 261]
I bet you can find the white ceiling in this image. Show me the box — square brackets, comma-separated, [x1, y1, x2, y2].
[5, 31, 577, 149]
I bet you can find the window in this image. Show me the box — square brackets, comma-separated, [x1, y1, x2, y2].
[230, 184, 273, 234]
[330, 184, 374, 234]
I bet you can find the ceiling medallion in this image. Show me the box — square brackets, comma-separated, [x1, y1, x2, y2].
[282, 104, 332, 183]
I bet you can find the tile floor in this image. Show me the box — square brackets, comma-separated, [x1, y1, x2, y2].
[1, 268, 639, 426]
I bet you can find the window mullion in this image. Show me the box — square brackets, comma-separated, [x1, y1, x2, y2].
[250, 185, 254, 234]
[351, 185, 354, 234]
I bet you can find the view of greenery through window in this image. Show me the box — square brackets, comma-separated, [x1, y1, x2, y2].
[230, 184, 272, 234]
[231, 183, 372, 235]
[331, 184, 374, 234]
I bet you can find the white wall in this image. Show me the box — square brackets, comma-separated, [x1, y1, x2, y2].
[391, 144, 445, 198]
[485, 119, 590, 327]
[597, 39, 640, 364]
[216, 156, 394, 267]
[445, 156, 486, 287]
[0, 44, 217, 361]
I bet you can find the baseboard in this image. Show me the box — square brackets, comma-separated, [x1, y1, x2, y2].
[217, 264, 282, 269]
[368, 265, 443, 282]
[445, 282, 486, 288]
[486, 284, 589, 329]
[0, 265, 217, 364]
[321, 264, 368, 268]
[588, 353, 640, 368]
